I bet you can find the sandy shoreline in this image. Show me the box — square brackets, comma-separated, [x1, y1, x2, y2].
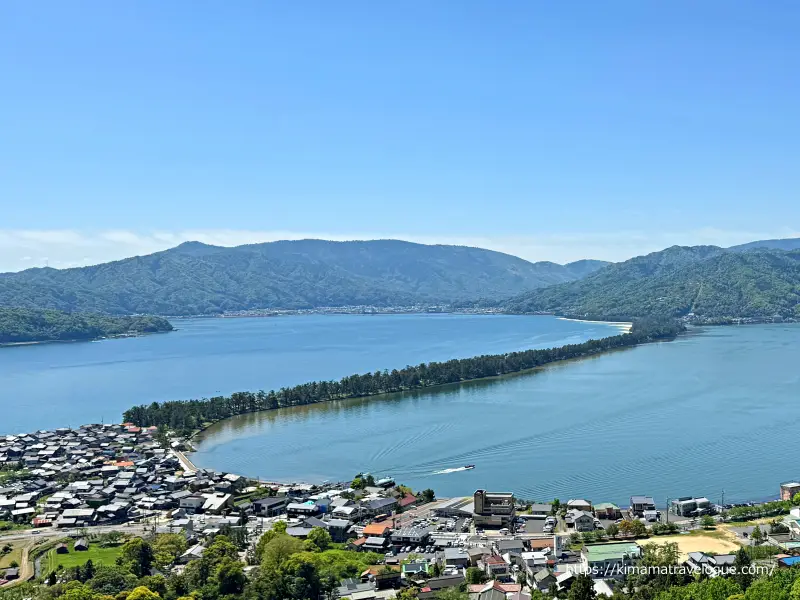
[557, 317, 633, 333]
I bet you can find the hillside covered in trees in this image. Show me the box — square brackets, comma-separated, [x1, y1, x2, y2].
[0, 240, 609, 315]
[123, 318, 682, 432]
[0, 307, 173, 344]
[504, 247, 800, 321]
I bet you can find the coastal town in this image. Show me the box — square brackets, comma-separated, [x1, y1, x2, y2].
[2, 423, 800, 599]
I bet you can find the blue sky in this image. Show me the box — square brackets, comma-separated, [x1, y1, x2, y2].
[2, 1, 799, 270]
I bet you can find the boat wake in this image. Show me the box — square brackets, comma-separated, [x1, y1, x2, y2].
[432, 465, 474, 475]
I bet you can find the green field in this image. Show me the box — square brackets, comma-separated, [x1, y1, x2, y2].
[0, 543, 24, 569]
[43, 541, 123, 572]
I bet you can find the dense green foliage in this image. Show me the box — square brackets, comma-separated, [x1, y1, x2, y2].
[504, 246, 800, 320]
[0, 240, 608, 315]
[123, 319, 682, 431]
[0, 307, 173, 344]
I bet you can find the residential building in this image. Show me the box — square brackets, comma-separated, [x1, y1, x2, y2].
[686, 552, 735, 577]
[251, 496, 288, 517]
[567, 499, 592, 512]
[287, 501, 321, 518]
[594, 503, 621, 519]
[362, 522, 392, 538]
[402, 560, 430, 578]
[566, 509, 595, 532]
[417, 575, 465, 600]
[444, 547, 470, 568]
[363, 536, 390, 552]
[391, 526, 429, 546]
[529, 503, 552, 517]
[629, 496, 656, 517]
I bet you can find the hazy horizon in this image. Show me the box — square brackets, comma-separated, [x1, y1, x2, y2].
[2, 228, 800, 274]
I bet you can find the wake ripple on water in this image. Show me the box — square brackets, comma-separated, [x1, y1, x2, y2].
[432, 466, 471, 475]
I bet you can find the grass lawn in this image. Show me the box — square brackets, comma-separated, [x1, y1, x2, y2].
[0, 543, 24, 569]
[44, 542, 123, 572]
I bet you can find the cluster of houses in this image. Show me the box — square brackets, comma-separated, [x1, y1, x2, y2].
[0, 423, 272, 530]
[7, 423, 800, 600]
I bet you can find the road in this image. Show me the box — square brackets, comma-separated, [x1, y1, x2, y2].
[0, 523, 154, 543]
[0, 539, 34, 589]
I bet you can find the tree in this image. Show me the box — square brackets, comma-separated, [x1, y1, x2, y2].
[751, 525, 764, 544]
[606, 523, 620, 538]
[789, 578, 800, 600]
[82, 559, 96, 582]
[420, 489, 436, 503]
[618, 519, 635, 537]
[306, 527, 332, 552]
[138, 575, 167, 597]
[568, 573, 596, 600]
[701, 515, 716, 529]
[397, 588, 419, 600]
[215, 557, 246, 595]
[434, 589, 468, 600]
[552, 499, 561, 515]
[631, 519, 647, 537]
[117, 538, 154, 578]
[289, 557, 322, 600]
[733, 547, 753, 591]
[792, 493, 800, 506]
[364, 474, 376, 487]
[465, 567, 487, 584]
[126, 587, 161, 600]
[203, 535, 239, 566]
[153, 534, 188, 570]
[262, 534, 303, 571]
[87, 565, 138, 595]
[47, 571, 57, 586]
[744, 580, 788, 600]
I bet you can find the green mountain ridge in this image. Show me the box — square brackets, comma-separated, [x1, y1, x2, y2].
[0, 239, 610, 315]
[728, 236, 800, 252]
[0, 307, 174, 344]
[504, 246, 800, 320]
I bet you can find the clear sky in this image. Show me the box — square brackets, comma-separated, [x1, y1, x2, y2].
[2, 1, 799, 271]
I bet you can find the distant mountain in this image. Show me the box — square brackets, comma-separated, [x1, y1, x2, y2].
[729, 237, 800, 253]
[504, 246, 800, 321]
[561, 259, 612, 280]
[0, 307, 173, 344]
[0, 239, 609, 316]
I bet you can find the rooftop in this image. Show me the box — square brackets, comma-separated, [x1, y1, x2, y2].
[584, 542, 641, 561]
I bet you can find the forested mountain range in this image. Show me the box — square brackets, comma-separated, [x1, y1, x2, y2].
[0, 307, 173, 344]
[504, 246, 800, 320]
[0, 239, 609, 315]
[728, 236, 800, 252]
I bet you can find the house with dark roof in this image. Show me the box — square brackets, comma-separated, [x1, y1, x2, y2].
[361, 497, 397, 516]
[417, 575, 465, 600]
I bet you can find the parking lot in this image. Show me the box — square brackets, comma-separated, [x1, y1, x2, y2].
[516, 517, 550, 534]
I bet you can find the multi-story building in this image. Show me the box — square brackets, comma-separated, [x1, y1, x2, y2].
[670, 496, 711, 517]
[473, 490, 515, 528]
